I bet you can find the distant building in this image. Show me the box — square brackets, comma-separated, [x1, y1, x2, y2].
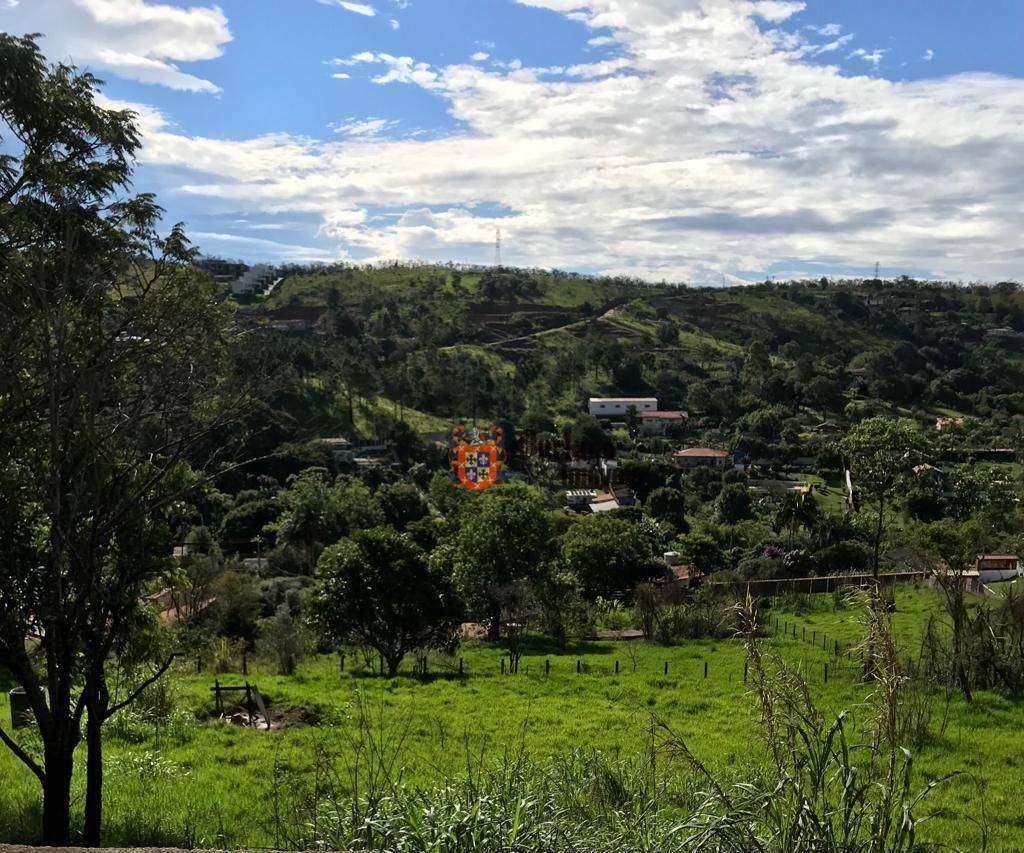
[232, 264, 276, 296]
[318, 437, 353, 463]
[639, 410, 687, 434]
[588, 492, 620, 513]
[972, 555, 1021, 583]
[934, 416, 966, 431]
[588, 397, 657, 417]
[565, 489, 598, 510]
[672, 447, 730, 470]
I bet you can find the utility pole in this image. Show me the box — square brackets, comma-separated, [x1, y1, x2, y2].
[494, 227, 502, 267]
[874, 261, 880, 281]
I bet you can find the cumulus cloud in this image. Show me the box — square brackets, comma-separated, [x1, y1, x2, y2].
[922, 48, 934, 62]
[0, 0, 229, 92]
[90, 0, 1024, 282]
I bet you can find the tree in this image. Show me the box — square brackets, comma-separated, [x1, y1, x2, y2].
[375, 481, 429, 530]
[451, 483, 554, 638]
[911, 521, 986, 701]
[646, 486, 688, 532]
[715, 482, 753, 524]
[316, 527, 462, 677]
[561, 513, 660, 598]
[0, 35, 237, 846]
[838, 417, 928, 576]
[774, 492, 820, 548]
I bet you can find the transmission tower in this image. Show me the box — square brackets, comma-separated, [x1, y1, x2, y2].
[874, 261, 880, 280]
[494, 227, 502, 267]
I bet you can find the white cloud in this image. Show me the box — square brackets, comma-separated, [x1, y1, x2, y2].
[922, 49, 934, 62]
[389, 17, 399, 28]
[0, 0, 229, 92]
[810, 23, 842, 37]
[848, 47, 886, 68]
[587, 35, 615, 46]
[330, 117, 399, 136]
[332, 72, 351, 79]
[102, 0, 1024, 282]
[319, 0, 376, 15]
[471, 51, 490, 61]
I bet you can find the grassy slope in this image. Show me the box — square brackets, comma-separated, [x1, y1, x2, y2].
[0, 587, 1017, 850]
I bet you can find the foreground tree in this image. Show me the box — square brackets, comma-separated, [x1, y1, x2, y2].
[316, 527, 463, 677]
[0, 34, 236, 845]
[451, 482, 554, 639]
[838, 417, 928, 576]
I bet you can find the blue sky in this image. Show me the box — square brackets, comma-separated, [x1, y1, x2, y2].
[3, 0, 1023, 284]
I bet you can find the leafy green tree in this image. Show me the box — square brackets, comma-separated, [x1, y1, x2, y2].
[774, 492, 820, 547]
[838, 417, 929, 576]
[316, 527, 462, 676]
[451, 483, 554, 638]
[647, 486, 688, 532]
[376, 481, 429, 529]
[715, 483, 753, 524]
[675, 532, 725, 577]
[0, 35, 237, 846]
[561, 514, 661, 599]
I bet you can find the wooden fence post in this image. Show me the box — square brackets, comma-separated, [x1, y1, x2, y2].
[615, 660, 619, 674]
[576, 660, 581, 674]
[546, 658, 550, 676]
[824, 663, 829, 683]
[704, 661, 708, 679]
[339, 652, 345, 674]
[501, 658, 506, 675]
[664, 661, 669, 675]
[459, 657, 464, 675]
[743, 660, 748, 683]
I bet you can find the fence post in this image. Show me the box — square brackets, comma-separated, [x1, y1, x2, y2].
[823, 634, 827, 651]
[459, 657, 464, 675]
[834, 640, 839, 657]
[546, 658, 550, 676]
[196, 656, 202, 674]
[802, 627, 805, 642]
[214, 679, 221, 715]
[812, 631, 816, 644]
[339, 652, 345, 675]
[577, 660, 581, 675]
[664, 661, 669, 675]
[824, 663, 829, 683]
[242, 650, 248, 676]
[501, 658, 506, 675]
[615, 660, 619, 674]
[743, 660, 748, 683]
[379, 654, 384, 674]
[704, 661, 708, 679]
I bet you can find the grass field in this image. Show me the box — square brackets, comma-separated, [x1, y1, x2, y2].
[0, 586, 1020, 850]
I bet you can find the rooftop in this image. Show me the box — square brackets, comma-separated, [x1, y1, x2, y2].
[673, 447, 729, 458]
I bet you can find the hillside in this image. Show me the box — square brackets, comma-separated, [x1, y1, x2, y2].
[236, 266, 1024, 455]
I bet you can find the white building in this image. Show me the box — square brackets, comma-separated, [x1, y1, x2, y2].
[231, 264, 276, 296]
[588, 397, 657, 417]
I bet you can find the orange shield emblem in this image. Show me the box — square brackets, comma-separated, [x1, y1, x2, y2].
[449, 424, 506, 491]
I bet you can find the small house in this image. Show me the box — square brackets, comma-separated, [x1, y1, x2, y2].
[639, 410, 687, 435]
[972, 555, 1021, 583]
[672, 447, 730, 470]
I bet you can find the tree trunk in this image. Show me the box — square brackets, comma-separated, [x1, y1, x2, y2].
[41, 742, 75, 846]
[83, 693, 105, 846]
[872, 493, 885, 577]
[488, 601, 501, 641]
[385, 653, 402, 678]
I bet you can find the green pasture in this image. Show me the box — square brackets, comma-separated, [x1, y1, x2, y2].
[0, 587, 1020, 850]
